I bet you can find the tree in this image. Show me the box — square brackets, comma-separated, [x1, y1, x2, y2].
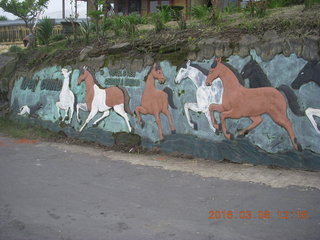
[0, 0, 49, 34]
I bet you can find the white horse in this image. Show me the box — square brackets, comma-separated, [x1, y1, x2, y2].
[175, 60, 224, 133]
[18, 105, 30, 115]
[56, 68, 75, 123]
[305, 107, 320, 135]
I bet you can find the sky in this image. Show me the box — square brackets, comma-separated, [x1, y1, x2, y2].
[0, 0, 88, 20]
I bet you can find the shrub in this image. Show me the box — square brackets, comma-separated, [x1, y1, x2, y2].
[191, 5, 210, 21]
[79, 20, 91, 43]
[37, 17, 53, 45]
[9, 45, 22, 53]
[305, 0, 320, 8]
[50, 34, 65, 42]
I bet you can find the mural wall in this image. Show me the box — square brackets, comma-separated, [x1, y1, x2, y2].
[10, 50, 320, 170]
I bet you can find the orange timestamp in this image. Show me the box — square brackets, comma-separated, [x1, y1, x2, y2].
[208, 210, 309, 220]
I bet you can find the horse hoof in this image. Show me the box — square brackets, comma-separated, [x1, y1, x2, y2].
[237, 134, 245, 138]
[140, 120, 145, 128]
[191, 120, 198, 131]
[93, 123, 97, 127]
[218, 123, 222, 131]
[214, 129, 220, 135]
[297, 144, 303, 152]
[229, 134, 234, 140]
[160, 139, 165, 143]
[59, 117, 62, 121]
[171, 130, 176, 134]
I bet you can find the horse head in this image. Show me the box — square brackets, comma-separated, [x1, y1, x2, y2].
[175, 60, 191, 84]
[152, 63, 166, 84]
[61, 68, 72, 78]
[241, 59, 254, 80]
[206, 57, 221, 86]
[78, 66, 89, 85]
[291, 61, 317, 89]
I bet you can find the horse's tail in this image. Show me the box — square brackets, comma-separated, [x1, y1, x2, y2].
[163, 87, 177, 109]
[117, 86, 133, 115]
[277, 85, 305, 116]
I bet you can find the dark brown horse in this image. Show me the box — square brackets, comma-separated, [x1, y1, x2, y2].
[205, 57, 301, 151]
[135, 63, 176, 142]
[77, 66, 132, 132]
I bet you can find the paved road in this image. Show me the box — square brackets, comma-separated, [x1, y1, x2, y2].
[0, 136, 319, 240]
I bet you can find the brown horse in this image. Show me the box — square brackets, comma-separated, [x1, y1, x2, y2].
[205, 58, 301, 151]
[135, 63, 176, 142]
[77, 66, 132, 132]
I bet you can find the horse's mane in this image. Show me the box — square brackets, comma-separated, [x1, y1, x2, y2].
[221, 62, 244, 85]
[189, 63, 209, 76]
[86, 67, 104, 88]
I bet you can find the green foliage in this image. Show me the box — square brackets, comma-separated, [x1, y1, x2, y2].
[0, 114, 56, 140]
[151, 12, 165, 33]
[37, 17, 53, 45]
[305, 0, 320, 8]
[8, 45, 22, 53]
[244, 0, 267, 18]
[190, 5, 210, 21]
[0, 0, 49, 32]
[79, 19, 91, 43]
[50, 34, 65, 42]
[190, 5, 220, 25]
[223, 3, 240, 13]
[177, 13, 187, 30]
[0, 15, 8, 21]
[112, 15, 124, 36]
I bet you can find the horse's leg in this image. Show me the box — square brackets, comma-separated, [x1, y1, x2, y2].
[56, 102, 62, 120]
[209, 103, 226, 131]
[154, 112, 164, 141]
[79, 108, 98, 132]
[76, 103, 88, 124]
[93, 110, 110, 127]
[269, 111, 301, 151]
[306, 108, 320, 134]
[114, 104, 132, 133]
[237, 116, 263, 138]
[162, 108, 176, 134]
[184, 102, 202, 130]
[205, 111, 217, 133]
[219, 110, 234, 140]
[135, 106, 148, 128]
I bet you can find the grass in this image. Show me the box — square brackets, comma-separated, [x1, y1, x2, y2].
[0, 114, 57, 140]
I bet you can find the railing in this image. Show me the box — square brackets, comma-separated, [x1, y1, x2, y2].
[0, 25, 63, 43]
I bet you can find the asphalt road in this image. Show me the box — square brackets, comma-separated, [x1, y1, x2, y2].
[0, 135, 319, 240]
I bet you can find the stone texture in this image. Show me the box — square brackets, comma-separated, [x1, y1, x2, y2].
[129, 58, 144, 72]
[108, 42, 131, 54]
[77, 55, 105, 71]
[282, 37, 303, 57]
[301, 36, 320, 61]
[79, 46, 94, 61]
[235, 34, 259, 58]
[143, 54, 154, 67]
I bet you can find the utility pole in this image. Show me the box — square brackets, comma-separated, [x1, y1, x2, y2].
[62, 0, 65, 18]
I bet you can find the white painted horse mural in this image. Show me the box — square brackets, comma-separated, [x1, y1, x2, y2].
[175, 60, 224, 133]
[56, 68, 75, 123]
[76, 66, 133, 133]
[305, 108, 320, 135]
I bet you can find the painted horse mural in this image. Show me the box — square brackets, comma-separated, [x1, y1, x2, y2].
[241, 59, 305, 116]
[175, 60, 223, 133]
[77, 66, 132, 132]
[56, 68, 75, 123]
[135, 63, 176, 142]
[291, 61, 320, 89]
[240, 58, 272, 88]
[205, 57, 302, 151]
[292, 61, 320, 135]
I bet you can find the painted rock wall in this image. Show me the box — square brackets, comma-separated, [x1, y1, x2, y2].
[10, 50, 320, 170]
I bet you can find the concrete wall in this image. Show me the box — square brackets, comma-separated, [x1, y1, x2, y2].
[9, 45, 320, 170]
